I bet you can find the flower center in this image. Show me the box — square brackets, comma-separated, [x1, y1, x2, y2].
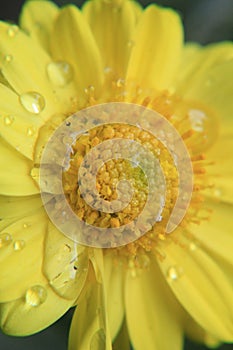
[63, 122, 179, 250]
[34, 85, 218, 267]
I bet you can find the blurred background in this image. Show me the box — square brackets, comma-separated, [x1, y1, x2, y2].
[0, 0, 232, 349]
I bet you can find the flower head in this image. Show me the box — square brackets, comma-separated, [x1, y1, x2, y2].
[0, 1, 232, 350]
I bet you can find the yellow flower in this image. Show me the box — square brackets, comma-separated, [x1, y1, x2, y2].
[0, 1, 232, 350]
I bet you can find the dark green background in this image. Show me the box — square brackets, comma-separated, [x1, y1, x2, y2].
[0, 0, 232, 349]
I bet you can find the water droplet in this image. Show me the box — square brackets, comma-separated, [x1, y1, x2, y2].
[158, 233, 166, 241]
[116, 78, 125, 88]
[205, 79, 212, 87]
[186, 105, 218, 152]
[188, 109, 206, 132]
[137, 254, 150, 268]
[189, 242, 197, 251]
[90, 328, 106, 350]
[63, 244, 71, 253]
[47, 61, 73, 87]
[30, 167, 39, 180]
[130, 268, 137, 278]
[7, 25, 19, 38]
[84, 85, 95, 95]
[213, 188, 222, 197]
[104, 66, 112, 74]
[19, 92, 45, 114]
[25, 285, 47, 307]
[167, 266, 179, 281]
[4, 54, 13, 63]
[23, 223, 30, 229]
[0, 233, 12, 248]
[127, 40, 135, 48]
[13, 240, 25, 251]
[27, 126, 36, 136]
[4, 115, 14, 126]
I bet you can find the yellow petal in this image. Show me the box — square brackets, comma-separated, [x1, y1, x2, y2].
[0, 210, 47, 302]
[0, 194, 42, 218]
[206, 177, 233, 204]
[51, 5, 104, 103]
[103, 253, 124, 340]
[19, 1, 79, 110]
[19, 0, 59, 52]
[170, 42, 200, 90]
[0, 139, 39, 195]
[0, 22, 64, 119]
[190, 200, 233, 266]
[83, 0, 139, 78]
[69, 250, 112, 350]
[184, 313, 221, 349]
[125, 256, 183, 350]
[172, 43, 202, 90]
[113, 320, 131, 350]
[204, 135, 233, 204]
[129, 0, 143, 20]
[43, 222, 89, 301]
[174, 43, 233, 122]
[126, 4, 183, 91]
[0, 284, 73, 336]
[0, 196, 43, 232]
[158, 237, 233, 341]
[0, 70, 11, 87]
[0, 83, 43, 159]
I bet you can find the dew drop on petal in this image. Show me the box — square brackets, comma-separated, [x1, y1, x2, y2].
[13, 240, 25, 251]
[30, 167, 40, 181]
[7, 25, 19, 38]
[84, 85, 95, 95]
[129, 268, 138, 278]
[0, 233, 12, 248]
[63, 243, 71, 253]
[158, 233, 166, 241]
[189, 242, 197, 251]
[137, 254, 150, 268]
[116, 78, 125, 88]
[127, 40, 135, 48]
[4, 115, 14, 126]
[47, 61, 73, 87]
[4, 54, 13, 63]
[25, 285, 47, 307]
[188, 109, 207, 133]
[27, 126, 36, 136]
[213, 188, 222, 197]
[167, 266, 179, 281]
[186, 105, 218, 152]
[104, 66, 112, 74]
[19, 92, 45, 114]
